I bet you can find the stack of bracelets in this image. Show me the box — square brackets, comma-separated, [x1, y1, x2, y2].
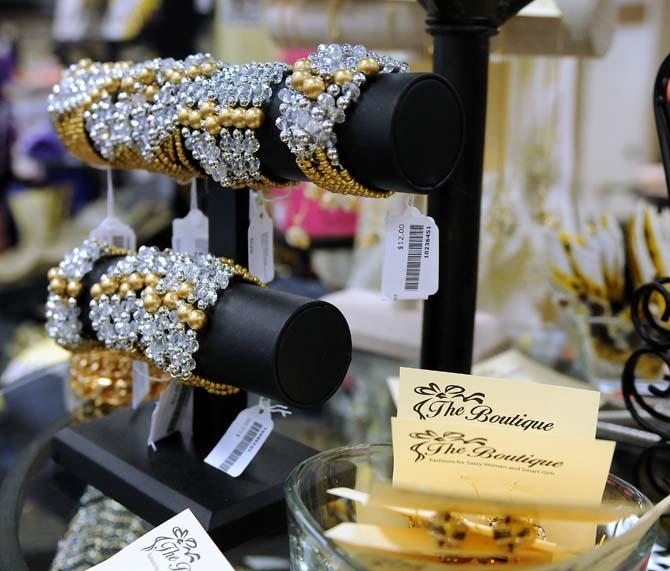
[46, 239, 265, 395]
[48, 44, 407, 197]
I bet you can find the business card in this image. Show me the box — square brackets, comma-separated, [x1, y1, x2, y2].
[391, 417, 614, 505]
[397, 367, 600, 437]
[91, 509, 234, 570]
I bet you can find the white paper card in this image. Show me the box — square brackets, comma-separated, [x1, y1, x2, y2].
[204, 401, 274, 477]
[148, 381, 192, 450]
[248, 193, 274, 283]
[132, 361, 150, 410]
[91, 509, 234, 570]
[381, 206, 439, 300]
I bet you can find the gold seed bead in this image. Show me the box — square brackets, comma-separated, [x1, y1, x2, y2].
[189, 109, 202, 128]
[90, 283, 103, 300]
[178, 107, 191, 126]
[143, 293, 161, 312]
[145, 272, 161, 287]
[293, 58, 311, 72]
[177, 303, 192, 322]
[100, 276, 118, 295]
[186, 65, 200, 79]
[357, 57, 380, 75]
[128, 272, 144, 290]
[333, 68, 354, 86]
[163, 291, 180, 309]
[144, 85, 159, 100]
[66, 280, 83, 298]
[232, 108, 247, 129]
[50, 277, 67, 295]
[245, 108, 264, 129]
[204, 115, 221, 135]
[118, 282, 132, 297]
[199, 101, 216, 116]
[187, 309, 207, 330]
[89, 88, 101, 101]
[121, 76, 135, 91]
[143, 286, 157, 298]
[291, 70, 308, 90]
[200, 62, 214, 76]
[139, 68, 155, 84]
[302, 76, 325, 99]
[178, 282, 194, 299]
[219, 107, 234, 128]
[47, 267, 59, 280]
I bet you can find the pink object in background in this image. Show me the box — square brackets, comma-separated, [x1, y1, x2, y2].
[272, 184, 358, 239]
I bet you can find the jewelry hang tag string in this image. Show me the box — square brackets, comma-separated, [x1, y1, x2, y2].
[204, 397, 292, 477]
[89, 167, 137, 250]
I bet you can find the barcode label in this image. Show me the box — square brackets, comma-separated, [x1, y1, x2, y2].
[404, 224, 424, 291]
[219, 421, 265, 472]
[381, 207, 439, 300]
[205, 407, 273, 477]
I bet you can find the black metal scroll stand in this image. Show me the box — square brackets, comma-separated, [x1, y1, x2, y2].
[419, 0, 534, 373]
[620, 53, 670, 499]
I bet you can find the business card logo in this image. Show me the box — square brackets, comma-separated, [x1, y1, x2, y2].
[142, 526, 201, 569]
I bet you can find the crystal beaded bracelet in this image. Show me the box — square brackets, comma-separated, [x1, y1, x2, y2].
[47, 242, 264, 395]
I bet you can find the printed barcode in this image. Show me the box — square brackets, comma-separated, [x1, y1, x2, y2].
[219, 421, 265, 472]
[404, 224, 424, 291]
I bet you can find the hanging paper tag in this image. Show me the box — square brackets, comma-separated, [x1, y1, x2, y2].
[147, 381, 192, 450]
[90, 168, 137, 250]
[248, 191, 275, 282]
[131, 361, 150, 410]
[172, 180, 209, 255]
[204, 398, 290, 477]
[381, 205, 439, 300]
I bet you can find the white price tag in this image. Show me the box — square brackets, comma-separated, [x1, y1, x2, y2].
[147, 381, 192, 450]
[131, 361, 150, 410]
[381, 205, 439, 300]
[172, 180, 209, 255]
[248, 192, 274, 283]
[91, 509, 234, 570]
[90, 168, 137, 250]
[204, 398, 290, 477]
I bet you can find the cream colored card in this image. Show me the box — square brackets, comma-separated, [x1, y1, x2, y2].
[397, 367, 600, 438]
[392, 417, 613, 504]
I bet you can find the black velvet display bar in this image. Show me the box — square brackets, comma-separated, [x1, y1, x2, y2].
[257, 72, 463, 194]
[78, 257, 352, 407]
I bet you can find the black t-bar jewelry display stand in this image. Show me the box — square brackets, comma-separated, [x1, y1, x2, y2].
[52, 71, 464, 548]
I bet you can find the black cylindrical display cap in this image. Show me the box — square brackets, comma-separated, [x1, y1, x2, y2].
[80, 258, 352, 408]
[257, 72, 463, 195]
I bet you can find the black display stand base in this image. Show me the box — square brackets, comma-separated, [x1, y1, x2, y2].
[52, 402, 316, 549]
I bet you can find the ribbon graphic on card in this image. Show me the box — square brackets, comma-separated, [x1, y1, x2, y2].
[397, 367, 600, 437]
[91, 509, 234, 570]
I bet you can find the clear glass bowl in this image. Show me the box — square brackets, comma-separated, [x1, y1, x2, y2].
[286, 444, 657, 571]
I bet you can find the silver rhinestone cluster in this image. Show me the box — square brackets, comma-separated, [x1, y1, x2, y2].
[89, 246, 234, 379]
[181, 61, 288, 186]
[276, 44, 407, 166]
[45, 239, 110, 348]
